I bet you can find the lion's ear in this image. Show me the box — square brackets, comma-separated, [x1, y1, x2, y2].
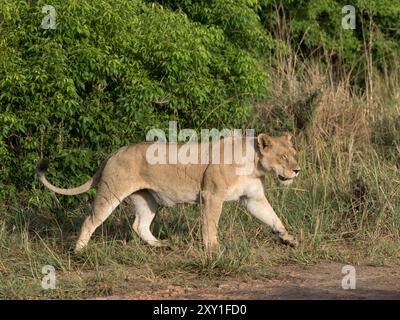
[285, 133, 293, 145]
[257, 133, 272, 150]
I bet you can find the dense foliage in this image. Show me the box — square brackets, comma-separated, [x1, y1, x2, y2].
[0, 0, 269, 196]
[259, 0, 400, 81]
[0, 0, 399, 196]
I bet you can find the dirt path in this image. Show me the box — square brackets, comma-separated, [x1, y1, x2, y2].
[97, 262, 400, 300]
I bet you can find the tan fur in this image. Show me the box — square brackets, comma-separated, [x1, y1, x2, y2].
[37, 133, 301, 252]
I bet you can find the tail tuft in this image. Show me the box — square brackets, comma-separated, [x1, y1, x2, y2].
[36, 159, 50, 176]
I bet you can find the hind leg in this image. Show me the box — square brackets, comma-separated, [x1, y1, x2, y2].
[129, 190, 164, 247]
[75, 183, 130, 252]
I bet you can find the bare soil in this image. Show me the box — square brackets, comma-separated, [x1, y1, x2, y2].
[96, 262, 400, 300]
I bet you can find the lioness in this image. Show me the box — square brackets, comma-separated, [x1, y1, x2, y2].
[37, 133, 300, 252]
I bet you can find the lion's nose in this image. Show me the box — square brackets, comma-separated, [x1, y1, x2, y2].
[293, 169, 300, 174]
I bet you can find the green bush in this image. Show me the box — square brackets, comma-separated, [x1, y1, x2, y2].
[259, 0, 400, 81]
[0, 0, 268, 197]
[146, 0, 276, 56]
[1, 0, 399, 199]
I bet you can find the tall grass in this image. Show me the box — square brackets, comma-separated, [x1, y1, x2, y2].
[253, 13, 400, 251]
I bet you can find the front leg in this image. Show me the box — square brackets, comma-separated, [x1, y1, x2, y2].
[242, 196, 298, 247]
[201, 190, 223, 253]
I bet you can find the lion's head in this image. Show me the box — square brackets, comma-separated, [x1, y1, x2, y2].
[257, 133, 300, 185]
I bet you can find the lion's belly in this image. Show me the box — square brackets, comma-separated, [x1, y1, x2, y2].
[148, 189, 200, 207]
[141, 162, 206, 207]
[225, 177, 265, 201]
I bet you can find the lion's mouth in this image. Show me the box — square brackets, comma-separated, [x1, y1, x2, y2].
[278, 175, 292, 181]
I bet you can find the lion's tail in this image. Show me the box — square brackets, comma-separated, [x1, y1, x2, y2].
[36, 159, 104, 196]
